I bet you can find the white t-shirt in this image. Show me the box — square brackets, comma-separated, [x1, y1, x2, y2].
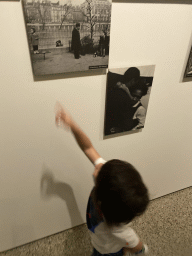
[89, 221, 139, 254]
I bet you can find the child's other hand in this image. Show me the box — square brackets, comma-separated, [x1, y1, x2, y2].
[55, 102, 72, 130]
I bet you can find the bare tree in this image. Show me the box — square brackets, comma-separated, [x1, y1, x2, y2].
[23, 0, 50, 30]
[104, 8, 111, 35]
[81, 0, 97, 40]
[36, 1, 51, 30]
[59, 2, 73, 30]
[98, 10, 111, 35]
[81, 0, 111, 39]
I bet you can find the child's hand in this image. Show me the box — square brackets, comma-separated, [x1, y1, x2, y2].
[55, 102, 73, 130]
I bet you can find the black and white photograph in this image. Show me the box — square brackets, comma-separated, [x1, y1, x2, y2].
[183, 45, 192, 80]
[22, 0, 112, 76]
[104, 65, 155, 137]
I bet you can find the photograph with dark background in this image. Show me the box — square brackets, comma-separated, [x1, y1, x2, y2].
[104, 65, 155, 137]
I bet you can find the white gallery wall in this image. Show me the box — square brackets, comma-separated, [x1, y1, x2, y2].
[1, 0, 192, 252]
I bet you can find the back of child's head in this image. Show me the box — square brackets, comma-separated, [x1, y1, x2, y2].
[94, 159, 149, 226]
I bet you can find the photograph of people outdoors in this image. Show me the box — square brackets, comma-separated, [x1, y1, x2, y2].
[184, 45, 192, 80]
[104, 65, 155, 137]
[22, 0, 112, 76]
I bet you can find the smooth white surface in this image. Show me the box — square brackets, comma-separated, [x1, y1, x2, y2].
[1, 1, 192, 252]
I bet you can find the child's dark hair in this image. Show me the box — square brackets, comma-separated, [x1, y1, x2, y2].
[94, 159, 149, 226]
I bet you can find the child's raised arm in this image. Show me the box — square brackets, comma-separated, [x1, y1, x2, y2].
[55, 102, 101, 166]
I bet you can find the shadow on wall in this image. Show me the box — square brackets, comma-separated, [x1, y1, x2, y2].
[40, 167, 84, 227]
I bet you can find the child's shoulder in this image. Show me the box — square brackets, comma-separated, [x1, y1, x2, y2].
[109, 222, 134, 236]
[111, 222, 132, 231]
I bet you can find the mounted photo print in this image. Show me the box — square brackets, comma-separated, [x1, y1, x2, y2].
[104, 65, 155, 137]
[22, 0, 112, 76]
[183, 45, 192, 80]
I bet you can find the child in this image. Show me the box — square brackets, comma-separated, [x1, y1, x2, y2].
[30, 28, 39, 54]
[55, 103, 149, 255]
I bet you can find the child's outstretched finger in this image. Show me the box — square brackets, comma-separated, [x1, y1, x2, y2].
[54, 101, 62, 114]
[54, 102, 73, 131]
[54, 102, 62, 127]
[55, 113, 61, 127]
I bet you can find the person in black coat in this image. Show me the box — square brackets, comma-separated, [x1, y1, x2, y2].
[99, 30, 106, 57]
[71, 23, 81, 59]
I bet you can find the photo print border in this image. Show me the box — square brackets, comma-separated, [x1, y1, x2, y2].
[104, 65, 155, 139]
[22, 0, 112, 77]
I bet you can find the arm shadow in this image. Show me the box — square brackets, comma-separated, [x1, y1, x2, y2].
[40, 167, 84, 227]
